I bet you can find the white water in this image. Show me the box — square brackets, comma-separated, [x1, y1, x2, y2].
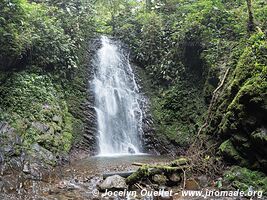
[92, 36, 143, 156]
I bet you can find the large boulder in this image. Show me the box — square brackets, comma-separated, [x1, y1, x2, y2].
[99, 175, 127, 191]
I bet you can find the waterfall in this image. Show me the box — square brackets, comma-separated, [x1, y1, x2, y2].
[92, 36, 143, 156]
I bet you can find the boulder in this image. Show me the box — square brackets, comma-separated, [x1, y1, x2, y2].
[99, 175, 127, 191]
[128, 147, 136, 154]
[152, 174, 167, 186]
[169, 173, 181, 183]
[31, 143, 56, 165]
[197, 175, 208, 188]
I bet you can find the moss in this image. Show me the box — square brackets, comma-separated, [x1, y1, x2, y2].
[205, 32, 267, 172]
[219, 139, 249, 166]
[150, 81, 206, 147]
[126, 165, 149, 185]
[0, 71, 74, 157]
[170, 157, 189, 166]
[224, 166, 267, 195]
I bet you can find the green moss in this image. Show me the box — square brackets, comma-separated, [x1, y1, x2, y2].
[150, 81, 206, 147]
[171, 157, 189, 166]
[224, 166, 267, 195]
[206, 32, 267, 171]
[126, 165, 149, 185]
[219, 140, 249, 166]
[0, 71, 74, 156]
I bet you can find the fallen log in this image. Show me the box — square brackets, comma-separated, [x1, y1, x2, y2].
[170, 157, 189, 167]
[132, 162, 145, 166]
[126, 164, 190, 185]
[103, 170, 137, 178]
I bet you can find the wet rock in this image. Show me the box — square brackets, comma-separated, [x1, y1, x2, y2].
[196, 175, 208, 188]
[128, 147, 136, 154]
[153, 174, 167, 186]
[99, 175, 127, 191]
[23, 163, 30, 174]
[8, 157, 23, 171]
[0, 122, 9, 133]
[0, 152, 3, 163]
[0, 175, 17, 193]
[0, 121, 23, 174]
[31, 143, 56, 165]
[169, 173, 181, 183]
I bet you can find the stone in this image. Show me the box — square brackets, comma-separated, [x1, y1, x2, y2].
[153, 174, 167, 185]
[99, 175, 127, 191]
[31, 143, 56, 166]
[185, 179, 200, 190]
[128, 147, 136, 154]
[52, 115, 63, 124]
[169, 173, 181, 183]
[0, 152, 3, 163]
[31, 122, 49, 133]
[0, 122, 9, 134]
[197, 175, 208, 187]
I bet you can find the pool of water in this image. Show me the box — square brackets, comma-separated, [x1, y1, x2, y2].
[67, 154, 172, 175]
[8, 155, 172, 200]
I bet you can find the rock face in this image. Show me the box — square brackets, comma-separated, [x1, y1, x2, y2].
[134, 65, 181, 156]
[0, 122, 22, 174]
[0, 121, 54, 194]
[75, 38, 101, 155]
[99, 175, 127, 191]
[206, 33, 267, 173]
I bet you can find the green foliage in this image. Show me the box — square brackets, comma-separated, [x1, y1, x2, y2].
[151, 82, 205, 146]
[0, 71, 74, 153]
[0, 0, 96, 70]
[207, 32, 267, 171]
[0, 0, 30, 68]
[0, 0, 96, 166]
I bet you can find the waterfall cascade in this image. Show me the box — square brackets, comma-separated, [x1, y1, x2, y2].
[92, 36, 143, 156]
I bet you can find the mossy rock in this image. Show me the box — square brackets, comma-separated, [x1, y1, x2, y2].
[0, 71, 74, 158]
[219, 139, 249, 166]
[224, 166, 267, 196]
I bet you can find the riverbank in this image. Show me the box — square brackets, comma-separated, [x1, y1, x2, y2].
[1, 154, 266, 199]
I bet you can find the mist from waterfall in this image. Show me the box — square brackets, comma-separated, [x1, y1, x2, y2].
[92, 36, 143, 156]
